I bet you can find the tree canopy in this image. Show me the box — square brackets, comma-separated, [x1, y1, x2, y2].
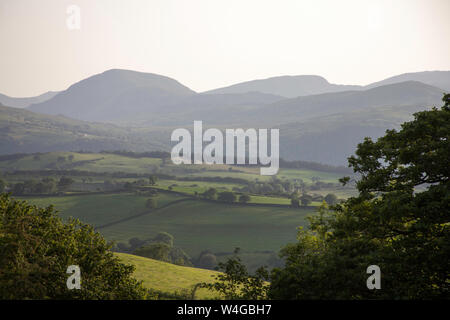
[0, 194, 148, 299]
[270, 95, 450, 299]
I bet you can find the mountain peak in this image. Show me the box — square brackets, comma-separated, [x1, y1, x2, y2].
[27, 69, 195, 122]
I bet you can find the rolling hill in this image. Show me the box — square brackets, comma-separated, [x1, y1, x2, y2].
[0, 104, 166, 155]
[204, 71, 450, 98]
[0, 91, 59, 108]
[28, 69, 196, 123]
[115, 252, 220, 299]
[1, 69, 448, 165]
[256, 81, 444, 124]
[203, 75, 361, 98]
[365, 71, 450, 92]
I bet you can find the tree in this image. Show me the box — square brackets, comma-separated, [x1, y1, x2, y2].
[238, 194, 251, 203]
[152, 232, 174, 247]
[218, 191, 237, 203]
[196, 252, 218, 270]
[270, 95, 450, 299]
[57, 176, 74, 191]
[324, 193, 338, 205]
[134, 243, 172, 263]
[0, 179, 5, 193]
[128, 237, 146, 251]
[202, 187, 217, 200]
[148, 175, 158, 185]
[299, 193, 312, 206]
[0, 194, 148, 299]
[200, 248, 269, 300]
[290, 194, 300, 208]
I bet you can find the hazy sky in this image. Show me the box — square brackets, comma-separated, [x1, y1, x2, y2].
[1, 0, 449, 97]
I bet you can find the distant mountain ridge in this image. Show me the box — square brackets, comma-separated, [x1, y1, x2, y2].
[0, 91, 59, 108]
[1, 68, 448, 164]
[24, 69, 449, 125]
[28, 69, 196, 122]
[365, 71, 450, 92]
[255, 81, 444, 124]
[203, 75, 362, 98]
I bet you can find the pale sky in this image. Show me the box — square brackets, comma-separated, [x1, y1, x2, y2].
[0, 0, 449, 97]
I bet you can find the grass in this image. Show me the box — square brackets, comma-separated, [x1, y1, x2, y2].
[19, 192, 313, 258]
[99, 198, 312, 257]
[115, 252, 220, 299]
[277, 168, 344, 184]
[0, 152, 161, 173]
[18, 192, 187, 228]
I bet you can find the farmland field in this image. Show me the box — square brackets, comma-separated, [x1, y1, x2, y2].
[115, 252, 220, 299]
[20, 192, 313, 258]
[6, 151, 352, 281]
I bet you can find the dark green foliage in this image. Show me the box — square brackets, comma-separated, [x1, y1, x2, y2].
[134, 243, 172, 263]
[153, 232, 174, 247]
[300, 193, 313, 206]
[57, 176, 74, 191]
[290, 194, 300, 208]
[324, 193, 338, 205]
[238, 194, 251, 203]
[10, 178, 57, 196]
[131, 232, 192, 267]
[196, 252, 218, 270]
[201, 248, 269, 300]
[0, 194, 148, 299]
[148, 175, 158, 185]
[201, 187, 217, 200]
[270, 96, 450, 299]
[218, 191, 237, 203]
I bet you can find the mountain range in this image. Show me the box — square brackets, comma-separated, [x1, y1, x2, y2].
[0, 91, 59, 108]
[1, 69, 448, 165]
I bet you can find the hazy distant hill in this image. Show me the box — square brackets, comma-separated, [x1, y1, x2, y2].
[139, 81, 444, 127]
[203, 75, 361, 98]
[0, 91, 59, 108]
[365, 71, 450, 92]
[28, 69, 196, 122]
[0, 104, 165, 155]
[278, 102, 441, 165]
[138, 91, 284, 126]
[254, 81, 444, 125]
[2, 69, 448, 164]
[203, 71, 450, 98]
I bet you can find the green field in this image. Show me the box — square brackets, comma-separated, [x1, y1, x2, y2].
[19, 192, 186, 227]
[6, 151, 352, 275]
[0, 152, 162, 173]
[20, 192, 312, 259]
[115, 252, 220, 299]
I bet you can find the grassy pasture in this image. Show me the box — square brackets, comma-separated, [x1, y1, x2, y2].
[18, 193, 313, 259]
[115, 252, 220, 299]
